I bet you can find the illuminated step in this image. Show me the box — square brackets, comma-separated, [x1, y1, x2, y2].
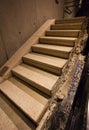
[32, 44, 73, 59]
[46, 30, 81, 37]
[0, 80, 48, 124]
[12, 64, 59, 96]
[55, 16, 87, 24]
[23, 53, 68, 75]
[39, 36, 76, 47]
[51, 23, 85, 30]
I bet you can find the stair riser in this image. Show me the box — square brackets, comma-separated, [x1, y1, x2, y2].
[32, 47, 70, 59]
[12, 71, 51, 96]
[23, 57, 62, 75]
[39, 38, 75, 47]
[51, 25, 83, 30]
[46, 31, 80, 37]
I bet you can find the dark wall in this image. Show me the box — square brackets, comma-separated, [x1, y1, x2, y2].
[77, 0, 89, 17]
[76, 0, 89, 55]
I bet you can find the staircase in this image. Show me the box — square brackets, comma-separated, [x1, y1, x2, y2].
[0, 16, 88, 130]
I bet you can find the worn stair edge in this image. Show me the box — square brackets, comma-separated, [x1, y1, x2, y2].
[46, 30, 82, 37]
[39, 36, 76, 47]
[0, 80, 47, 125]
[12, 65, 59, 96]
[32, 44, 73, 59]
[0, 107, 18, 130]
[23, 53, 68, 75]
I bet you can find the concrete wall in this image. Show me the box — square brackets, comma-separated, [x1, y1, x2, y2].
[0, 35, 7, 66]
[0, 0, 64, 67]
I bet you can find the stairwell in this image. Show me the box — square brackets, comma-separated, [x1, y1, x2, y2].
[0, 16, 88, 130]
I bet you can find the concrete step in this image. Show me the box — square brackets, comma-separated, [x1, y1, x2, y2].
[0, 91, 36, 130]
[12, 64, 59, 96]
[23, 53, 68, 75]
[0, 107, 18, 130]
[9, 77, 49, 106]
[39, 36, 76, 47]
[55, 16, 87, 24]
[32, 44, 73, 59]
[51, 23, 85, 30]
[46, 30, 82, 37]
[0, 80, 48, 124]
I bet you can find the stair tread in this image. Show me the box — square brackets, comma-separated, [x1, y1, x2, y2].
[12, 64, 59, 95]
[9, 77, 49, 106]
[0, 80, 46, 124]
[46, 30, 81, 37]
[51, 22, 84, 30]
[56, 16, 86, 20]
[55, 16, 86, 23]
[23, 53, 67, 68]
[40, 36, 77, 41]
[46, 30, 80, 32]
[0, 107, 18, 130]
[52, 22, 83, 26]
[39, 36, 76, 47]
[32, 44, 73, 52]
